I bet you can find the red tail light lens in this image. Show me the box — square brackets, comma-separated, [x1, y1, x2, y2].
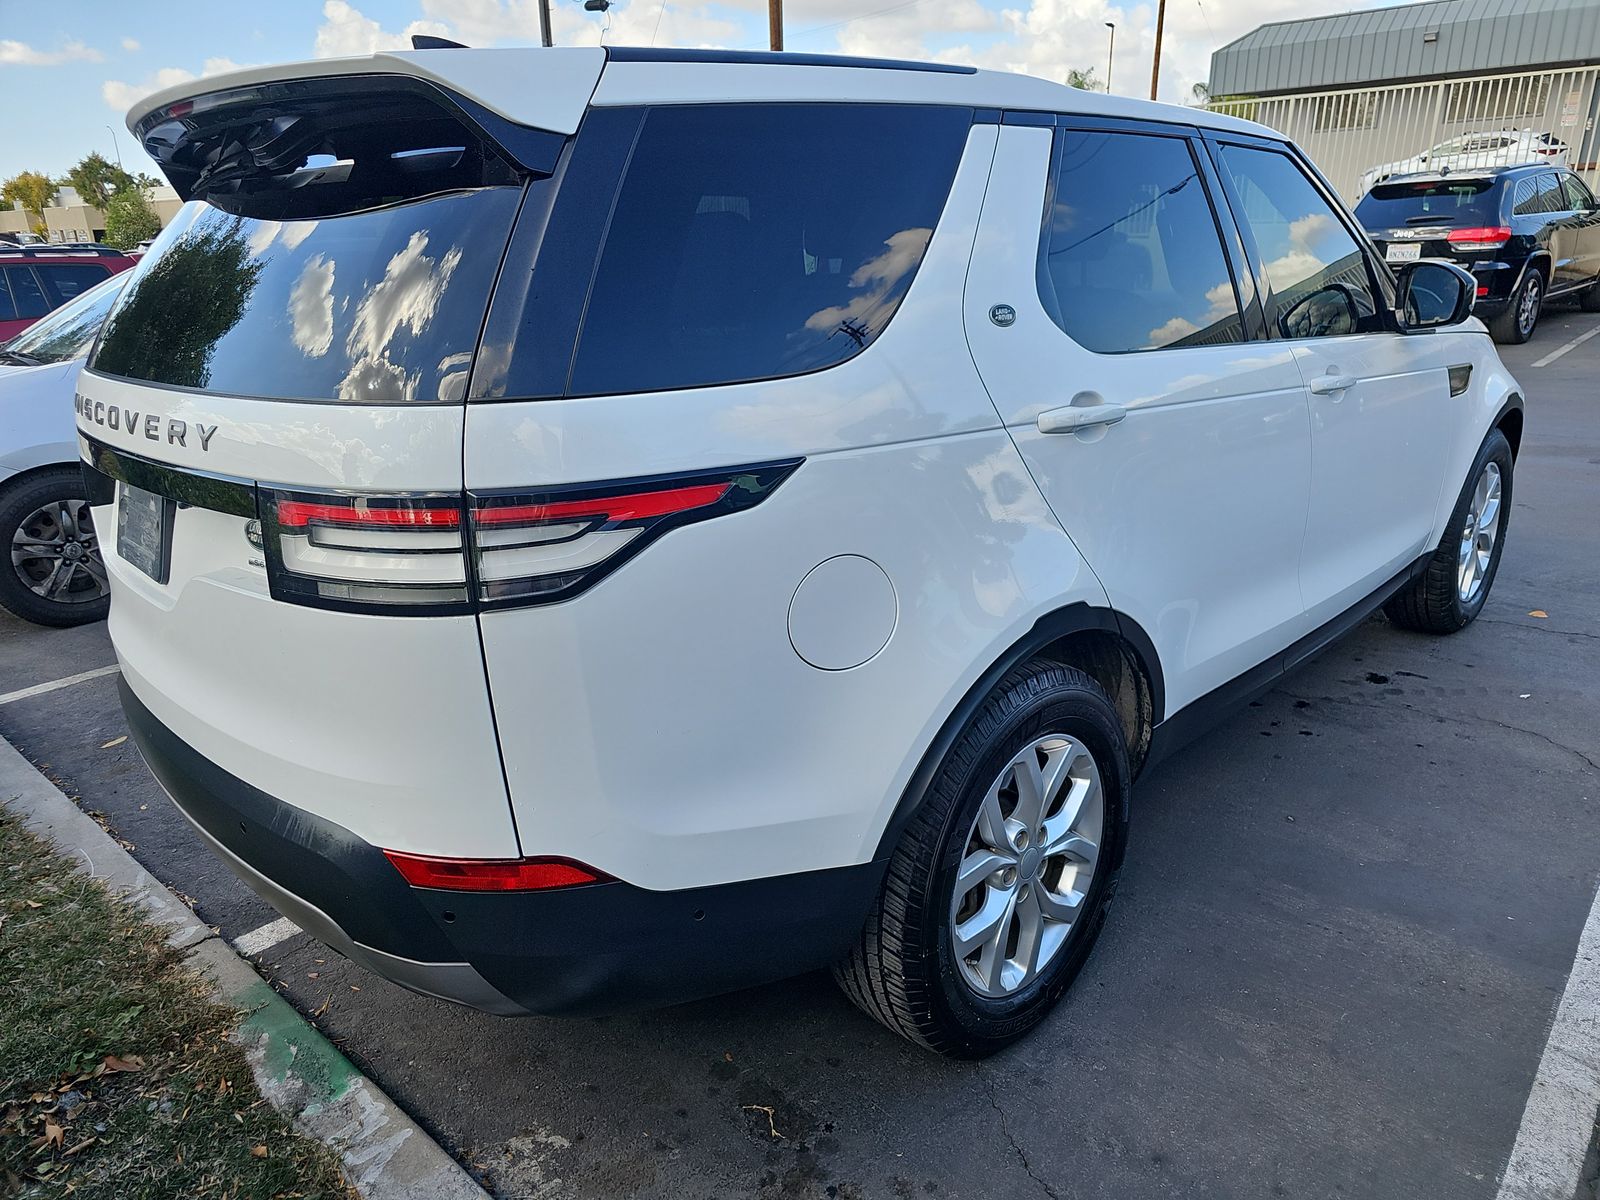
[1447, 226, 1512, 250]
[384, 850, 606, 892]
[264, 491, 471, 612]
[469, 460, 800, 605]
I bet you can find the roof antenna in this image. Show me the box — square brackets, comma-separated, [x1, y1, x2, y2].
[411, 34, 470, 49]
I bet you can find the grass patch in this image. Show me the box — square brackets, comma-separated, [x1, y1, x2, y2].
[0, 810, 353, 1199]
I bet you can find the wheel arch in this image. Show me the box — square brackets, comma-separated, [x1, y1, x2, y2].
[1494, 393, 1524, 459]
[870, 602, 1163, 861]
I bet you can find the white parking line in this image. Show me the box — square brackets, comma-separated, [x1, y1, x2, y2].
[0, 664, 121, 707]
[1496, 882, 1600, 1200]
[231, 916, 302, 958]
[1531, 324, 1600, 368]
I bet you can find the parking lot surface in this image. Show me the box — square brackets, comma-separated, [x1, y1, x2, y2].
[4, 313, 1598, 1200]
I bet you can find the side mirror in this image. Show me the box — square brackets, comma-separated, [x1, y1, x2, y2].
[1280, 283, 1361, 339]
[1394, 260, 1475, 331]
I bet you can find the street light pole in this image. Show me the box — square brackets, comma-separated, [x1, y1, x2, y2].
[769, 0, 783, 51]
[1148, 0, 1166, 100]
[537, 0, 553, 46]
[1104, 22, 1115, 94]
[104, 125, 125, 171]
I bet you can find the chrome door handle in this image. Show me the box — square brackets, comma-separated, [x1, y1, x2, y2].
[1037, 403, 1126, 434]
[1308, 374, 1358, 395]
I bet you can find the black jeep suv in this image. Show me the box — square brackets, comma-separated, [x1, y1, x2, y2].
[1356, 163, 1600, 344]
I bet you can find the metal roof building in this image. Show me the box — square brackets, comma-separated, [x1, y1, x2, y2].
[1210, 0, 1600, 98]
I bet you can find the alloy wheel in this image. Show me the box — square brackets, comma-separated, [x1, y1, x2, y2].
[950, 734, 1105, 998]
[1518, 276, 1542, 338]
[1457, 460, 1502, 604]
[10, 498, 108, 607]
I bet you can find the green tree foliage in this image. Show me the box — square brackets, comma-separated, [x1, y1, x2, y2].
[93, 214, 265, 389]
[103, 187, 161, 250]
[2, 171, 57, 236]
[64, 152, 136, 211]
[1067, 67, 1103, 91]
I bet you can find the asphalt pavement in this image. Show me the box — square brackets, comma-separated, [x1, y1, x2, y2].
[3, 312, 1598, 1200]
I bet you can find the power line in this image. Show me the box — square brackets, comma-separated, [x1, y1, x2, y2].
[788, 0, 929, 42]
[650, 0, 670, 45]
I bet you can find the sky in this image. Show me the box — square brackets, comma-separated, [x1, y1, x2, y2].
[0, 0, 1408, 184]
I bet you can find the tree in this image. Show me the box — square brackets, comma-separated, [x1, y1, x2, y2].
[65, 152, 136, 211]
[103, 187, 161, 250]
[2, 171, 56, 237]
[1190, 82, 1211, 107]
[1066, 67, 1102, 92]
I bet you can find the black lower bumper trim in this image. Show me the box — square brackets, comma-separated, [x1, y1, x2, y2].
[118, 679, 887, 1016]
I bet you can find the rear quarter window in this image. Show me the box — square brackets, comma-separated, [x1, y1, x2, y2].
[484, 103, 973, 399]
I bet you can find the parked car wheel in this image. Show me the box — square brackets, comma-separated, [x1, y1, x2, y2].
[834, 661, 1130, 1057]
[0, 466, 111, 628]
[1385, 429, 1512, 635]
[1490, 270, 1543, 344]
[1580, 274, 1600, 313]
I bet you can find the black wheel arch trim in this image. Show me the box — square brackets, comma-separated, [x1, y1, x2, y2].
[870, 602, 1162, 861]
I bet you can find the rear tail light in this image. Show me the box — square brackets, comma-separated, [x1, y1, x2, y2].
[1447, 226, 1513, 251]
[261, 459, 801, 613]
[384, 850, 606, 891]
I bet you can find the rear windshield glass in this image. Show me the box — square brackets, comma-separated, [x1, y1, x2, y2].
[91, 188, 520, 401]
[1356, 179, 1499, 226]
[3, 271, 127, 363]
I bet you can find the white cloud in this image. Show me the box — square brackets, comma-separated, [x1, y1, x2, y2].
[121, 37, 141, 52]
[0, 39, 103, 66]
[290, 255, 337, 357]
[101, 58, 246, 116]
[314, 0, 451, 57]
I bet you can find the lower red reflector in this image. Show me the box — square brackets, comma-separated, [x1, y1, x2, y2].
[1476, 286, 1489, 297]
[384, 850, 604, 892]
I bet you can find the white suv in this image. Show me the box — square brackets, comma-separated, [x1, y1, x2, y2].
[81, 47, 1522, 1057]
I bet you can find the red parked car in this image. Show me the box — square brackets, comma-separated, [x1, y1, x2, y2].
[0, 245, 136, 342]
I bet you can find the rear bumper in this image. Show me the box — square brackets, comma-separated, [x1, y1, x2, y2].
[120, 678, 885, 1016]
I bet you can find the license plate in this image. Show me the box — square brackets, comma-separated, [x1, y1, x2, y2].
[117, 483, 174, 584]
[1386, 242, 1422, 263]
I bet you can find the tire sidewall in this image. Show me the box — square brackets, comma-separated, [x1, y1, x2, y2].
[1448, 430, 1514, 627]
[916, 668, 1131, 1051]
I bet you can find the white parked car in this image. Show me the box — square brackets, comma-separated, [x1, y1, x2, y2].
[83, 47, 1522, 1056]
[1359, 129, 1569, 195]
[0, 271, 128, 626]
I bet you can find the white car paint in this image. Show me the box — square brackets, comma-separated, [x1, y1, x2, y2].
[1359, 129, 1569, 196]
[80, 48, 1524, 1016]
[0, 359, 83, 482]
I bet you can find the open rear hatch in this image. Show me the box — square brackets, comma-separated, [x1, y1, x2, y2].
[79, 56, 601, 862]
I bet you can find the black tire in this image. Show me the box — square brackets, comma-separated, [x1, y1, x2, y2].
[1384, 429, 1512, 635]
[0, 467, 111, 628]
[1489, 269, 1543, 344]
[1580, 274, 1600, 313]
[834, 661, 1130, 1057]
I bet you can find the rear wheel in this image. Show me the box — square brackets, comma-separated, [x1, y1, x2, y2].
[1384, 429, 1512, 635]
[1580, 273, 1600, 313]
[834, 661, 1130, 1057]
[0, 467, 111, 628]
[1489, 269, 1543, 344]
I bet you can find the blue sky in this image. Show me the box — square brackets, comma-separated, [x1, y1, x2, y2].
[1, 0, 1407, 185]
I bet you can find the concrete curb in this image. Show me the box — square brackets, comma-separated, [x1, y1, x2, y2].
[0, 731, 489, 1200]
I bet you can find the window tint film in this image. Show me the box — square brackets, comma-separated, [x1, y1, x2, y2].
[1512, 175, 1561, 216]
[564, 103, 970, 396]
[1219, 145, 1381, 339]
[1037, 130, 1243, 353]
[4, 272, 127, 363]
[0, 270, 14, 322]
[36, 263, 109, 306]
[92, 188, 521, 400]
[1357, 177, 1499, 225]
[6, 267, 49, 319]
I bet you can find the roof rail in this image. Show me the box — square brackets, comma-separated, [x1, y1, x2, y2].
[0, 244, 131, 258]
[603, 47, 977, 75]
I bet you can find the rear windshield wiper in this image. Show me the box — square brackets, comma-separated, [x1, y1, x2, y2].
[0, 350, 43, 366]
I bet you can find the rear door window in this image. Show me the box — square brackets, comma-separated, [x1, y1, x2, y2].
[0, 269, 14, 321]
[559, 103, 971, 397]
[5, 267, 50, 319]
[1035, 128, 1245, 353]
[35, 262, 110, 306]
[1560, 174, 1596, 211]
[1217, 144, 1383, 339]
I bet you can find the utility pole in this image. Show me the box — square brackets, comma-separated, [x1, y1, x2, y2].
[538, 0, 553, 47]
[1148, 0, 1166, 101]
[1104, 22, 1115, 95]
[769, 0, 783, 51]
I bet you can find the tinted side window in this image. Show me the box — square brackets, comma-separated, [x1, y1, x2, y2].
[1514, 175, 1559, 216]
[1561, 174, 1596, 211]
[1036, 130, 1244, 353]
[564, 104, 971, 397]
[36, 263, 109, 306]
[0, 270, 15, 321]
[5, 267, 49, 319]
[1218, 145, 1381, 338]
